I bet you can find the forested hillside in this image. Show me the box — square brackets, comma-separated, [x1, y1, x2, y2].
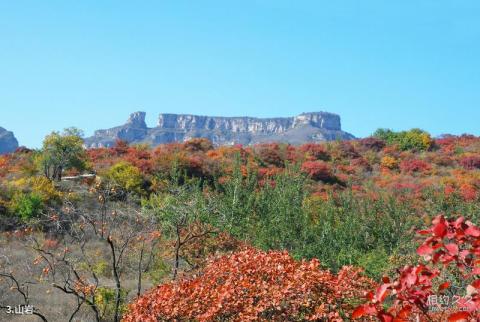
[1, 128, 480, 321]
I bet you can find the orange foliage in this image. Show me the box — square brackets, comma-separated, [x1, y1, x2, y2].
[124, 248, 374, 321]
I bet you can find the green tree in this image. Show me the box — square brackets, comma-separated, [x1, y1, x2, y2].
[40, 127, 86, 180]
[105, 162, 144, 195]
[142, 182, 216, 279]
[373, 128, 432, 151]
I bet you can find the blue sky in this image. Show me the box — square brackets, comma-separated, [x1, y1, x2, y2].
[0, 1, 479, 148]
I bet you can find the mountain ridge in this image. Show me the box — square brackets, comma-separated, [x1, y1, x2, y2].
[84, 111, 355, 148]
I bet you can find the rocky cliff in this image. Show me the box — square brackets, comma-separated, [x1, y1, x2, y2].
[84, 111, 354, 148]
[0, 127, 19, 154]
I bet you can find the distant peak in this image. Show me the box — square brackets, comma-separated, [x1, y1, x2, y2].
[127, 111, 147, 128]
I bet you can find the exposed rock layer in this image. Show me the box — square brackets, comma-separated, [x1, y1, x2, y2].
[0, 127, 19, 154]
[84, 111, 354, 148]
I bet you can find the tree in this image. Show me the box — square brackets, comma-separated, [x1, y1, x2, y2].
[104, 162, 145, 196]
[143, 182, 217, 279]
[40, 128, 86, 181]
[373, 128, 433, 151]
[27, 192, 160, 322]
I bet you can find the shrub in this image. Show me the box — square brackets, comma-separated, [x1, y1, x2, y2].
[460, 183, 477, 201]
[459, 155, 480, 170]
[30, 176, 62, 202]
[301, 160, 334, 182]
[255, 143, 285, 167]
[95, 287, 128, 320]
[183, 138, 214, 152]
[124, 248, 374, 321]
[9, 192, 43, 221]
[299, 143, 330, 161]
[380, 156, 398, 169]
[399, 159, 431, 174]
[105, 162, 144, 195]
[353, 215, 480, 320]
[359, 137, 386, 152]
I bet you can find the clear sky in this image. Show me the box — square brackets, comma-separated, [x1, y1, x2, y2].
[1, 1, 479, 148]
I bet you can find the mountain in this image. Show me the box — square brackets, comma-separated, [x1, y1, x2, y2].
[0, 127, 19, 154]
[84, 111, 355, 148]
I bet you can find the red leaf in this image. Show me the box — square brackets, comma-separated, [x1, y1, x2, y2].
[465, 225, 480, 237]
[365, 291, 374, 301]
[438, 282, 450, 292]
[417, 244, 433, 256]
[351, 305, 376, 319]
[378, 312, 394, 322]
[432, 220, 447, 238]
[351, 307, 365, 319]
[352, 305, 367, 319]
[404, 271, 417, 286]
[454, 216, 465, 228]
[472, 267, 480, 275]
[445, 243, 459, 256]
[471, 279, 480, 289]
[448, 312, 470, 322]
[396, 305, 412, 318]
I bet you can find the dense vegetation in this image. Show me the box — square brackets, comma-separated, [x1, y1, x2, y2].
[1, 128, 480, 320]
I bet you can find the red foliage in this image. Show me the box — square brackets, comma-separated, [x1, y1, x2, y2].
[459, 155, 480, 170]
[359, 137, 386, 152]
[124, 248, 374, 322]
[399, 159, 431, 174]
[301, 161, 334, 182]
[183, 138, 214, 152]
[255, 143, 285, 167]
[353, 215, 480, 321]
[113, 139, 129, 155]
[299, 143, 330, 161]
[460, 183, 478, 201]
[123, 148, 154, 174]
[350, 157, 372, 172]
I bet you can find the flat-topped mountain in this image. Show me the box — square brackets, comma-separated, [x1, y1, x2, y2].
[0, 127, 19, 154]
[84, 111, 354, 148]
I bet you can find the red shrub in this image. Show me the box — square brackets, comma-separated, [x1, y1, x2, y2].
[301, 161, 334, 182]
[183, 138, 214, 152]
[350, 157, 372, 171]
[399, 159, 431, 174]
[124, 248, 374, 321]
[459, 155, 480, 170]
[460, 184, 477, 201]
[299, 143, 330, 161]
[113, 139, 129, 155]
[335, 141, 361, 159]
[353, 215, 480, 321]
[359, 137, 386, 151]
[255, 143, 285, 167]
[124, 147, 154, 174]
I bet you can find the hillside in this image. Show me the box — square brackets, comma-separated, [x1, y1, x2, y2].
[1, 130, 480, 320]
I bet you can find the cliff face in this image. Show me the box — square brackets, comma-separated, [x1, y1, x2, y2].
[0, 127, 19, 154]
[84, 111, 354, 148]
